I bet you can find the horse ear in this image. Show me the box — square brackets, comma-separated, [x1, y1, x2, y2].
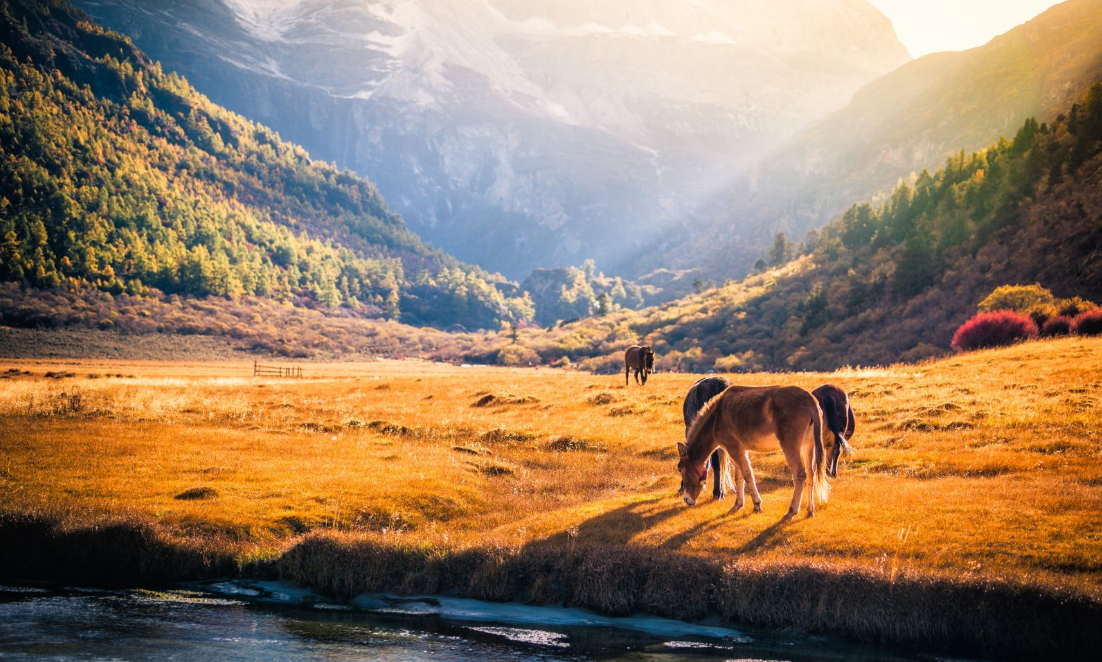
[677, 442, 689, 457]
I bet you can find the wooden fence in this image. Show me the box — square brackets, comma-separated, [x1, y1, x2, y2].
[253, 361, 303, 378]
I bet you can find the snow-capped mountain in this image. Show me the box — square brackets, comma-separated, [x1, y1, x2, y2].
[76, 0, 910, 277]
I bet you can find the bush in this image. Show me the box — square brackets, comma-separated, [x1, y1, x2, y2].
[978, 284, 1055, 314]
[951, 311, 1038, 352]
[1060, 297, 1098, 318]
[1072, 309, 1102, 336]
[496, 344, 540, 367]
[1029, 307, 1055, 328]
[1041, 316, 1073, 337]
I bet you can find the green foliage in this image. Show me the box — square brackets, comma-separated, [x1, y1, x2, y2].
[521, 261, 644, 326]
[0, 0, 530, 329]
[769, 232, 790, 267]
[978, 284, 1057, 314]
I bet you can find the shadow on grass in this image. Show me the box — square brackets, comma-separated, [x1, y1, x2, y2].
[538, 497, 681, 547]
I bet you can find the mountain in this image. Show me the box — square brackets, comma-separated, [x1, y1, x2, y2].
[669, 0, 1102, 277]
[505, 81, 1102, 372]
[0, 0, 532, 330]
[70, 0, 910, 278]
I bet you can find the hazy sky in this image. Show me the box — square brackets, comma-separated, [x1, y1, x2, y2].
[867, 0, 1065, 57]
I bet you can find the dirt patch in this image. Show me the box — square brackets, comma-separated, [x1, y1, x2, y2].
[480, 429, 538, 445]
[472, 461, 516, 477]
[472, 394, 539, 407]
[175, 487, 219, 501]
[547, 436, 608, 453]
[587, 392, 620, 405]
[608, 406, 642, 417]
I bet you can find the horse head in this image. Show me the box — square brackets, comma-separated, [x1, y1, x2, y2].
[827, 434, 852, 479]
[676, 442, 708, 505]
[642, 347, 655, 383]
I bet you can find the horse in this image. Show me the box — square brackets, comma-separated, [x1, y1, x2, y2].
[682, 376, 735, 500]
[812, 384, 855, 478]
[677, 385, 834, 520]
[624, 345, 655, 385]
[680, 379, 856, 498]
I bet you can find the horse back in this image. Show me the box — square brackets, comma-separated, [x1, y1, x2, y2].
[719, 385, 818, 449]
[682, 376, 732, 432]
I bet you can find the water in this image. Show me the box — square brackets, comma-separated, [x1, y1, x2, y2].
[0, 582, 951, 661]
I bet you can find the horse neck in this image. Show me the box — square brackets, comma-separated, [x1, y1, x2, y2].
[686, 410, 720, 466]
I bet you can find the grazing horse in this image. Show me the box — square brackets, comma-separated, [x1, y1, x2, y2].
[812, 384, 855, 478]
[624, 346, 655, 385]
[677, 385, 834, 520]
[682, 376, 735, 500]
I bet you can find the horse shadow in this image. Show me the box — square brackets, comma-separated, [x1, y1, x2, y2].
[537, 497, 683, 547]
[528, 471, 797, 554]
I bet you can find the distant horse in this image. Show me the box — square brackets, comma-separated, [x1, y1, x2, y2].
[624, 346, 655, 385]
[812, 384, 855, 478]
[682, 376, 734, 500]
[677, 385, 835, 520]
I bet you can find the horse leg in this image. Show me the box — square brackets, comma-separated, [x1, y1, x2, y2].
[730, 463, 749, 513]
[731, 451, 763, 514]
[781, 443, 805, 521]
[625, 365, 630, 386]
[710, 450, 724, 500]
[804, 443, 817, 519]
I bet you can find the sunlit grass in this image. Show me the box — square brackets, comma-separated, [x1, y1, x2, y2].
[1, 337, 1101, 599]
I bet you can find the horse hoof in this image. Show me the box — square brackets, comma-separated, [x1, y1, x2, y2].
[806, 511, 815, 519]
[728, 504, 742, 515]
[753, 504, 763, 514]
[713, 491, 725, 501]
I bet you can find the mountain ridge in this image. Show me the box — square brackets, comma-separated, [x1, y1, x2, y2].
[72, 0, 911, 278]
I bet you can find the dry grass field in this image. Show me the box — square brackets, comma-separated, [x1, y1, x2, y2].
[2, 337, 1101, 656]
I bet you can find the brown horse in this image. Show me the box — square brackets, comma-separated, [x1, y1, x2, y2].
[677, 385, 833, 520]
[812, 384, 855, 478]
[624, 346, 655, 385]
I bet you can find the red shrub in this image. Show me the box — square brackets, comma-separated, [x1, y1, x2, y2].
[1041, 316, 1073, 337]
[1072, 309, 1102, 336]
[951, 311, 1039, 352]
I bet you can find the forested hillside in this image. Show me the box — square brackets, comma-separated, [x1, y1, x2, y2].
[0, 0, 533, 330]
[503, 83, 1102, 371]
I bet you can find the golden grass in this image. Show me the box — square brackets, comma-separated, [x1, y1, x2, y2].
[2, 339, 1102, 654]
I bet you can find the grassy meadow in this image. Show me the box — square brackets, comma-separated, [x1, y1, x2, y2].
[2, 337, 1101, 656]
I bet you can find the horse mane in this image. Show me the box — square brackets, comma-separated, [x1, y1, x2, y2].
[684, 386, 726, 458]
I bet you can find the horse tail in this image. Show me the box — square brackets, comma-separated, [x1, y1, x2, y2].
[716, 447, 736, 492]
[811, 403, 831, 505]
[846, 403, 856, 439]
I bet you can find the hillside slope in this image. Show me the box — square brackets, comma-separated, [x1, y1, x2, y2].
[0, 0, 532, 329]
[665, 0, 1102, 278]
[507, 82, 1102, 371]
